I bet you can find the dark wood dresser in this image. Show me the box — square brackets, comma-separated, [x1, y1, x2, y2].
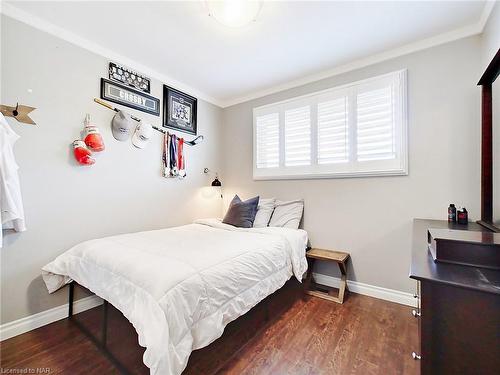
[409, 219, 500, 375]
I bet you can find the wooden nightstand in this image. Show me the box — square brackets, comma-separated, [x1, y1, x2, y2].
[304, 248, 350, 304]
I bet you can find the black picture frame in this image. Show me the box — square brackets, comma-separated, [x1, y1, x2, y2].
[162, 85, 197, 135]
[108, 62, 151, 93]
[100, 78, 160, 116]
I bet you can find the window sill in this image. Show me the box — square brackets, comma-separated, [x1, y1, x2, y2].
[253, 168, 408, 181]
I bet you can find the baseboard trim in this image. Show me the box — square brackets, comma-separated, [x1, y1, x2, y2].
[0, 295, 103, 341]
[1, 276, 414, 341]
[313, 273, 417, 307]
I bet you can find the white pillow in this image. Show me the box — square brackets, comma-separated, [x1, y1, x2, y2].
[253, 198, 276, 228]
[269, 199, 304, 229]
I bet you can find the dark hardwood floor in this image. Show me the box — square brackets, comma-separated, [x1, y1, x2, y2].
[0, 281, 418, 374]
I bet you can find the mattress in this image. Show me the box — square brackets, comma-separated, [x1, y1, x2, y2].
[42, 218, 308, 375]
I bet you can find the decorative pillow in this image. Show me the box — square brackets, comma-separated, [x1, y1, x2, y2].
[269, 199, 304, 229]
[253, 198, 276, 228]
[222, 195, 260, 228]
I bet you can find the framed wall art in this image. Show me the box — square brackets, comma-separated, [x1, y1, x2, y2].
[101, 78, 160, 116]
[162, 85, 197, 135]
[108, 62, 151, 93]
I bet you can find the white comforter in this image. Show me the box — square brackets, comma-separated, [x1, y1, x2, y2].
[42, 218, 308, 375]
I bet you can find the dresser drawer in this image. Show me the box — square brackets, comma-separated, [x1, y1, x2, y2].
[417, 280, 500, 375]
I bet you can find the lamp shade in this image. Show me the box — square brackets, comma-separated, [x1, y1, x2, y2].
[211, 177, 222, 186]
[206, 0, 263, 28]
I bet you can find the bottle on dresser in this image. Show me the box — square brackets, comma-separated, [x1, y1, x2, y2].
[456, 207, 468, 225]
[448, 204, 457, 223]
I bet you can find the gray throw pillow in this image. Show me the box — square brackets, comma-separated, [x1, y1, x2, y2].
[223, 195, 260, 228]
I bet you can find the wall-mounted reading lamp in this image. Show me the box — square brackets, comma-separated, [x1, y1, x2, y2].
[204, 168, 222, 197]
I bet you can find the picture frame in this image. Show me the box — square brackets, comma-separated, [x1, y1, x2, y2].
[108, 62, 151, 93]
[100, 78, 160, 116]
[162, 85, 197, 135]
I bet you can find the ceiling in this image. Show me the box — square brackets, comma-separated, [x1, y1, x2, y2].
[2, 1, 493, 107]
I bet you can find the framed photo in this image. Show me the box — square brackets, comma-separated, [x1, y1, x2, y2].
[163, 85, 197, 135]
[101, 78, 160, 116]
[108, 62, 151, 93]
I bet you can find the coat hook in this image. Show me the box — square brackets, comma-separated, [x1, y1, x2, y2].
[0, 102, 36, 125]
[13, 103, 19, 117]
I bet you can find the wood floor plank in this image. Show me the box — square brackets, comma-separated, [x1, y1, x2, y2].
[0, 280, 418, 375]
[317, 296, 362, 374]
[222, 298, 322, 374]
[298, 298, 349, 371]
[0, 319, 117, 374]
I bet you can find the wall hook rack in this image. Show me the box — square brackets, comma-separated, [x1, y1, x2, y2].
[0, 102, 36, 125]
[151, 125, 204, 146]
[94, 98, 204, 146]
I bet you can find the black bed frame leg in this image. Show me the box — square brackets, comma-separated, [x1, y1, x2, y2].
[102, 300, 109, 347]
[264, 298, 270, 322]
[67, 283, 130, 374]
[68, 282, 74, 318]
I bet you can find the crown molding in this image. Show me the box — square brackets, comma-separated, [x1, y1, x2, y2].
[1, 1, 495, 109]
[478, 1, 496, 32]
[219, 1, 496, 108]
[0, 2, 224, 108]
[220, 24, 486, 107]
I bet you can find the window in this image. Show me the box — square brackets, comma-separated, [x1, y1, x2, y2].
[253, 70, 408, 180]
[285, 106, 311, 166]
[255, 113, 279, 168]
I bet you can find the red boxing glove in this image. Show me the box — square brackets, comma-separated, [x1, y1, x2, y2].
[73, 140, 95, 165]
[84, 125, 105, 152]
[83, 114, 105, 152]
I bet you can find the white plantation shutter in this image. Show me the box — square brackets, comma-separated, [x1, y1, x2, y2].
[285, 106, 311, 166]
[356, 86, 395, 161]
[253, 70, 407, 179]
[255, 112, 280, 168]
[317, 97, 349, 164]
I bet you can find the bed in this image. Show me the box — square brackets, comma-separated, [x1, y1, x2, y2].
[42, 218, 308, 375]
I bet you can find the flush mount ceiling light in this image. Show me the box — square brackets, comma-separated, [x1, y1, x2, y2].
[206, 0, 263, 28]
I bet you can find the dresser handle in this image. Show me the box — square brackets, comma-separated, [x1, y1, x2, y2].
[413, 293, 418, 298]
[412, 309, 421, 317]
[412, 352, 421, 360]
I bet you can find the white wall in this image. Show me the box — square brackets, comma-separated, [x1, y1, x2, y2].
[480, 3, 500, 224]
[222, 36, 482, 293]
[1, 8, 495, 326]
[0, 16, 223, 324]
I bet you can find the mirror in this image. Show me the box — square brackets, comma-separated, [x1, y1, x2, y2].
[478, 48, 500, 232]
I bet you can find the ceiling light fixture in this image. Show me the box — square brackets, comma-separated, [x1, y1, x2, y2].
[206, 0, 263, 28]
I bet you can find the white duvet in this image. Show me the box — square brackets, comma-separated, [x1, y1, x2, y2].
[42, 218, 308, 375]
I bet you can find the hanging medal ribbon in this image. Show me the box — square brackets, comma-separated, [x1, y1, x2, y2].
[178, 138, 186, 178]
[169, 134, 177, 176]
[162, 133, 187, 179]
[162, 132, 170, 177]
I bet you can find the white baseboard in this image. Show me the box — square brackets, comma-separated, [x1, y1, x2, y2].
[1, 276, 415, 341]
[313, 272, 417, 307]
[0, 295, 103, 341]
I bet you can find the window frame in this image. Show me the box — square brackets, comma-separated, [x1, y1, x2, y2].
[252, 69, 408, 180]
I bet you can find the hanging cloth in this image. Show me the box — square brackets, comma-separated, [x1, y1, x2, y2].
[177, 138, 186, 178]
[162, 132, 170, 177]
[162, 133, 187, 179]
[0, 114, 26, 247]
[169, 134, 178, 177]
